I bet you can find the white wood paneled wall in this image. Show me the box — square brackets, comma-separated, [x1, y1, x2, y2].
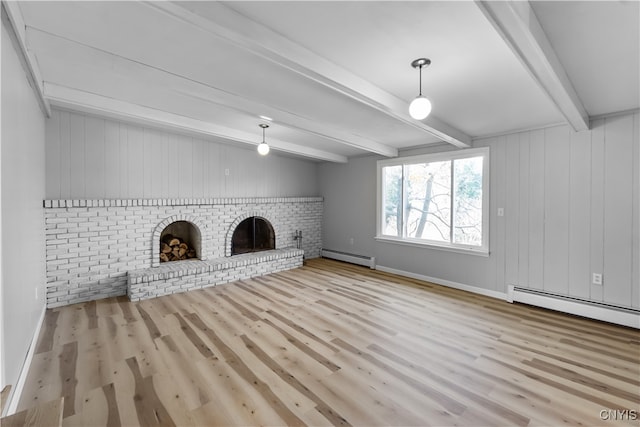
[478, 112, 639, 309]
[45, 109, 319, 199]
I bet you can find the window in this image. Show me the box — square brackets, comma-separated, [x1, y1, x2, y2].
[377, 147, 489, 255]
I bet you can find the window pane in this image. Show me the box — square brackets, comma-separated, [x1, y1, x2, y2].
[382, 165, 402, 236]
[453, 157, 483, 246]
[405, 161, 451, 242]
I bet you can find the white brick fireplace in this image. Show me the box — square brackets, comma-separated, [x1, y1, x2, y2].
[44, 197, 322, 307]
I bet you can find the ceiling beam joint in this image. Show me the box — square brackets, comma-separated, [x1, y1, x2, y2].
[476, 0, 589, 132]
[145, 1, 471, 149]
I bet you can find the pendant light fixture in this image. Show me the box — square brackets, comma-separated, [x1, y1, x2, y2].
[257, 123, 270, 155]
[409, 58, 432, 120]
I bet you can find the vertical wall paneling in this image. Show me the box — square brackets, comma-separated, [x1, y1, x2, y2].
[222, 144, 232, 197]
[45, 109, 61, 198]
[255, 153, 267, 196]
[633, 113, 640, 308]
[236, 146, 250, 197]
[505, 134, 520, 287]
[119, 124, 129, 198]
[230, 147, 246, 197]
[517, 131, 530, 288]
[180, 136, 193, 197]
[207, 142, 221, 196]
[128, 126, 144, 197]
[528, 129, 545, 290]
[69, 113, 85, 197]
[167, 133, 179, 197]
[192, 138, 204, 198]
[149, 129, 164, 198]
[59, 111, 71, 198]
[493, 136, 506, 292]
[201, 138, 210, 197]
[242, 148, 254, 197]
[237, 146, 251, 197]
[602, 115, 634, 306]
[589, 118, 605, 302]
[104, 120, 120, 198]
[543, 125, 570, 295]
[45, 109, 318, 200]
[160, 132, 169, 198]
[142, 128, 154, 198]
[568, 129, 591, 299]
[250, 152, 263, 197]
[84, 116, 105, 198]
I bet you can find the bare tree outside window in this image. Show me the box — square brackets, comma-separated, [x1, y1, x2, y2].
[453, 157, 483, 245]
[406, 161, 450, 242]
[382, 165, 402, 236]
[379, 152, 486, 251]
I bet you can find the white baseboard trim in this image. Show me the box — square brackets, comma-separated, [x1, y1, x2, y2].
[510, 286, 639, 329]
[4, 305, 46, 416]
[375, 265, 508, 301]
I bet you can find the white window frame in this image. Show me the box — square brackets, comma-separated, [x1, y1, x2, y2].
[376, 147, 490, 256]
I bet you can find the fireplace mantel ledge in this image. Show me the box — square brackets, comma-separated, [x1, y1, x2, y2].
[43, 197, 323, 208]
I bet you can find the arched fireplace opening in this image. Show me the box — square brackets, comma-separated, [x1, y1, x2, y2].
[159, 221, 200, 263]
[231, 217, 275, 255]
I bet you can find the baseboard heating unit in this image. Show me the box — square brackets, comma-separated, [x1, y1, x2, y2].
[508, 286, 639, 329]
[321, 249, 376, 269]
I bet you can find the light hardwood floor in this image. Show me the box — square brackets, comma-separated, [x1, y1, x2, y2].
[18, 258, 640, 426]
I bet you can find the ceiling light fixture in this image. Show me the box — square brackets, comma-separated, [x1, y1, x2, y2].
[409, 58, 432, 120]
[257, 123, 270, 155]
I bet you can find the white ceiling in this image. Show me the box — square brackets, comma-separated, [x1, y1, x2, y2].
[14, 1, 640, 162]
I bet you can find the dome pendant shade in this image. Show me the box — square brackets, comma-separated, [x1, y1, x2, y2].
[409, 58, 432, 120]
[257, 123, 270, 156]
[409, 96, 432, 120]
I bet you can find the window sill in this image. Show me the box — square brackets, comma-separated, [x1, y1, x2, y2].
[374, 236, 489, 257]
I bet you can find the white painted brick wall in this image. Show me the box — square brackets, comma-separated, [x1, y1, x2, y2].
[44, 197, 322, 307]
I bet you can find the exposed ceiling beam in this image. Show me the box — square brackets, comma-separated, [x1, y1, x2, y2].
[476, 0, 589, 132]
[2, 1, 51, 117]
[26, 26, 397, 158]
[183, 89, 399, 158]
[146, 1, 471, 148]
[44, 83, 348, 163]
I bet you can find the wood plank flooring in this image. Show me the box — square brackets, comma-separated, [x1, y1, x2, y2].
[18, 258, 640, 426]
[1, 398, 63, 427]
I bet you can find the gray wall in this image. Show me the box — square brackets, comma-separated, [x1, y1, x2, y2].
[1, 20, 47, 391]
[319, 114, 639, 309]
[45, 109, 319, 199]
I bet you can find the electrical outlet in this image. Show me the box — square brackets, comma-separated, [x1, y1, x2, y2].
[592, 273, 603, 286]
[497, 208, 504, 217]
[224, 168, 230, 176]
[349, 237, 354, 245]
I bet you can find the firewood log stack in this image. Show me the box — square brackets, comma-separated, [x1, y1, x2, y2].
[160, 234, 197, 262]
